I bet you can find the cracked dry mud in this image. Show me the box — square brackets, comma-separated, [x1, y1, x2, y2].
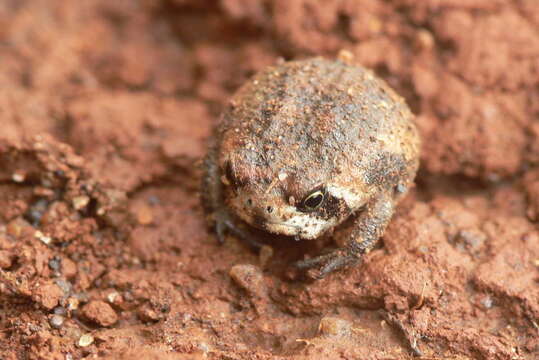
[0, 1, 538, 359]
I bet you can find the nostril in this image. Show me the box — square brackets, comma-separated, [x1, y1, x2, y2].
[266, 206, 273, 213]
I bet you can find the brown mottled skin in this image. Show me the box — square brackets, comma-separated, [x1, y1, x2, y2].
[202, 57, 420, 279]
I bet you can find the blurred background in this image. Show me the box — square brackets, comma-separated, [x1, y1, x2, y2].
[0, 1, 538, 359]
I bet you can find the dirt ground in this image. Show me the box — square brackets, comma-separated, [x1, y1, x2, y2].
[0, 0, 538, 359]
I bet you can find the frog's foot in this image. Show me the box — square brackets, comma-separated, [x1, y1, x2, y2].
[294, 250, 359, 279]
[213, 208, 263, 250]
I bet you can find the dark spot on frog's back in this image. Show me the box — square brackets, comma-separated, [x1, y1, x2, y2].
[364, 152, 408, 187]
[261, 108, 274, 120]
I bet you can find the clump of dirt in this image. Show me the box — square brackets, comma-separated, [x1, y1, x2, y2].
[0, 0, 538, 359]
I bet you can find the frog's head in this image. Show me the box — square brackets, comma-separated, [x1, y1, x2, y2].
[220, 159, 365, 239]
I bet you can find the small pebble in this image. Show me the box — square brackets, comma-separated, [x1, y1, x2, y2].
[72, 196, 90, 210]
[182, 313, 192, 322]
[457, 229, 486, 249]
[396, 183, 407, 194]
[53, 306, 67, 316]
[54, 278, 72, 295]
[78, 334, 94, 347]
[135, 204, 154, 225]
[67, 297, 80, 311]
[138, 304, 161, 322]
[61, 258, 78, 279]
[106, 291, 121, 304]
[198, 342, 210, 354]
[82, 300, 118, 327]
[123, 291, 134, 302]
[480, 295, 494, 309]
[33, 282, 63, 310]
[25, 198, 49, 226]
[318, 316, 352, 337]
[12, 171, 26, 183]
[49, 315, 64, 329]
[229, 264, 266, 298]
[337, 49, 354, 63]
[35, 230, 52, 245]
[48, 257, 61, 271]
[415, 29, 435, 50]
[72, 292, 89, 302]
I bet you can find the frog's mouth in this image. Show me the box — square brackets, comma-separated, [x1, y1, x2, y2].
[262, 215, 338, 240]
[262, 221, 302, 237]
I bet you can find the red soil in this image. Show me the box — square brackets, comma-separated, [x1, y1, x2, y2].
[0, 1, 538, 359]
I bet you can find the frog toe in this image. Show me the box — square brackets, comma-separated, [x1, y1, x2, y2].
[295, 251, 358, 279]
[213, 209, 263, 250]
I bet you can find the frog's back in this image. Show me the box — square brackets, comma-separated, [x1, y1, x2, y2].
[218, 58, 420, 192]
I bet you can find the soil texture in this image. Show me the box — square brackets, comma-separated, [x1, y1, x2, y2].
[0, 1, 538, 359]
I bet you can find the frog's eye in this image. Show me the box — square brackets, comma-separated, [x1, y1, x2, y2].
[300, 189, 325, 211]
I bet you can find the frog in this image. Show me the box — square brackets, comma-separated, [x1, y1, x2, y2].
[202, 56, 420, 279]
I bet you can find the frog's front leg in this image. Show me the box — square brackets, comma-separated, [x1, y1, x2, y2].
[202, 145, 263, 250]
[295, 191, 395, 279]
